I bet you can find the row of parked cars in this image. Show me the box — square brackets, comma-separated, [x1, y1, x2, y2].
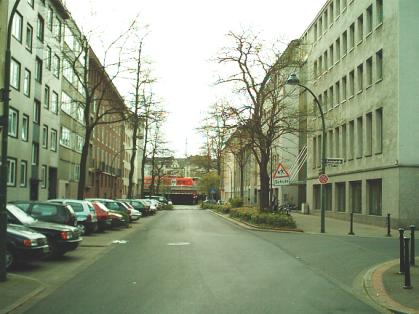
[6, 196, 171, 270]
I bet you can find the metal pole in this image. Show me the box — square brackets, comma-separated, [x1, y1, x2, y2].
[386, 214, 391, 237]
[410, 225, 416, 266]
[403, 237, 412, 289]
[0, 0, 21, 282]
[298, 84, 326, 233]
[399, 228, 405, 274]
[348, 212, 355, 235]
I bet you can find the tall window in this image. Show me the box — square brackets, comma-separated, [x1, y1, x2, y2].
[60, 126, 71, 147]
[336, 38, 341, 61]
[41, 165, 47, 188]
[12, 12, 23, 42]
[342, 75, 347, 101]
[336, 182, 346, 212]
[25, 23, 33, 51]
[7, 159, 17, 186]
[336, 0, 341, 16]
[366, 5, 373, 34]
[47, 6, 53, 30]
[376, 0, 383, 25]
[32, 143, 39, 166]
[23, 69, 31, 96]
[349, 23, 355, 50]
[350, 181, 362, 213]
[342, 124, 347, 160]
[34, 100, 41, 124]
[53, 54, 60, 78]
[329, 2, 334, 25]
[36, 15, 44, 42]
[312, 137, 317, 169]
[329, 86, 334, 108]
[375, 108, 383, 154]
[51, 129, 57, 151]
[357, 63, 363, 92]
[357, 116, 363, 158]
[376, 49, 383, 81]
[42, 125, 48, 148]
[324, 51, 328, 70]
[349, 120, 355, 160]
[44, 85, 50, 109]
[349, 70, 355, 97]
[335, 127, 340, 157]
[342, 31, 348, 55]
[8, 108, 18, 137]
[51, 91, 59, 114]
[20, 161, 27, 187]
[357, 14, 364, 43]
[329, 45, 334, 67]
[335, 81, 340, 105]
[10, 58, 21, 90]
[368, 179, 382, 216]
[35, 57, 42, 82]
[366, 57, 373, 86]
[21, 114, 29, 141]
[53, 16, 61, 41]
[366, 113, 372, 156]
[46, 46, 52, 70]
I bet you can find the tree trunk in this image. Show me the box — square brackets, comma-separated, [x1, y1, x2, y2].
[258, 153, 270, 211]
[127, 121, 138, 198]
[240, 165, 244, 199]
[77, 128, 92, 200]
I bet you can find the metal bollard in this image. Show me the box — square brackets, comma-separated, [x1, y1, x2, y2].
[399, 228, 405, 274]
[386, 214, 391, 237]
[410, 225, 416, 266]
[403, 237, 412, 289]
[348, 212, 355, 235]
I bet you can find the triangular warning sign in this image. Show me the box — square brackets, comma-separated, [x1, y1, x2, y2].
[272, 163, 289, 178]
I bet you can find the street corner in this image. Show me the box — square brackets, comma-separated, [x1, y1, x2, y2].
[0, 273, 46, 314]
[363, 259, 419, 314]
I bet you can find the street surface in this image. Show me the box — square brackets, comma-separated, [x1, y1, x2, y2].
[17, 205, 400, 314]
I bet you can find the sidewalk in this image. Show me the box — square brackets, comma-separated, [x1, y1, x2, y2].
[293, 212, 419, 313]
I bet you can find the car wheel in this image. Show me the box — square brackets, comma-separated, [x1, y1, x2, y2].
[5, 249, 14, 270]
[78, 223, 86, 235]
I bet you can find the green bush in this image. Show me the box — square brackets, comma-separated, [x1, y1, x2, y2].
[201, 202, 231, 213]
[229, 197, 244, 208]
[161, 204, 174, 210]
[229, 207, 296, 229]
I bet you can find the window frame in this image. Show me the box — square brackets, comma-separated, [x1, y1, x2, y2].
[7, 158, 17, 187]
[23, 68, 31, 97]
[21, 114, 29, 141]
[8, 107, 19, 138]
[10, 58, 21, 90]
[12, 11, 23, 43]
[20, 160, 27, 187]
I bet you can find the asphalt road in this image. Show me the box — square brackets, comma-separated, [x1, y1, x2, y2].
[23, 207, 386, 314]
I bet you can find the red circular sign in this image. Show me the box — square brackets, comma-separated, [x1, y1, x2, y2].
[318, 174, 329, 184]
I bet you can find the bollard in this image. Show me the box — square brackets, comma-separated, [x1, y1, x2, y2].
[386, 214, 391, 237]
[348, 212, 355, 235]
[399, 228, 405, 274]
[410, 225, 416, 266]
[403, 237, 412, 289]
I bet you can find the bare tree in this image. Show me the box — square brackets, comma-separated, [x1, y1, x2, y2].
[216, 31, 304, 210]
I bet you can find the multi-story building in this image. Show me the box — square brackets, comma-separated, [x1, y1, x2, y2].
[4, 0, 69, 201]
[300, 0, 419, 226]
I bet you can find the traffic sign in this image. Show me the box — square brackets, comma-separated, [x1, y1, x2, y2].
[325, 158, 344, 166]
[318, 174, 329, 184]
[272, 163, 289, 186]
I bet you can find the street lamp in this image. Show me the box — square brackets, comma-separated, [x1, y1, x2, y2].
[286, 74, 327, 233]
[0, 0, 21, 282]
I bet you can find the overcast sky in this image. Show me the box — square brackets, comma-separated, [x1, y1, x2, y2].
[65, 0, 326, 157]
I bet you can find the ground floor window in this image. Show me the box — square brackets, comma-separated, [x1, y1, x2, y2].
[368, 179, 382, 216]
[325, 184, 332, 211]
[350, 181, 362, 213]
[336, 182, 346, 212]
[313, 184, 320, 209]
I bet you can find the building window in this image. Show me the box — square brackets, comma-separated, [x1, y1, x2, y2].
[47, 6, 53, 30]
[44, 85, 50, 109]
[53, 16, 62, 42]
[12, 12, 23, 42]
[42, 125, 48, 148]
[35, 57, 42, 83]
[60, 126, 71, 148]
[51, 91, 59, 114]
[335, 81, 340, 105]
[349, 70, 355, 97]
[319, 16, 323, 38]
[51, 129, 57, 152]
[328, 130, 333, 157]
[25, 23, 33, 51]
[325, 184, 332, 211]
[366, 57, 373, 86]
[376, 49, 383, 81]
[61, 92, 72, 114]
[366, 112, 372, 156]
[357, 63, 363, 92]
[23, 69, 31, 96]
[342, 124, 347, 160]
[342, 31, 348, 57]
[34, 99, 41, 124]
[375, 108, 383, 154]
[32, 143, 39, 165]
[317, 135, 322, 168]
[46, 46, 52, 70]
[349, 23, 355, 50]
[335, 127, 340, 158]
[313, 185, 321, 209]
[8, 108, 18, 137]
[20, 160, 27, 187]
[366, 5, 373, 35]
[10, 58, 21, 90]
[53, 54, 60, 78]
[329, 2, 334, 25]
[41, 165, 47, 188]
[356, 116, 363, 158]
[350, 181, 362, 213]
[376, 0, 383, 25]
[342, 75, 347, 101]
[349, 120, 355, 160]
[368, 179, 382, 216]
[329, 86, 334, 108]
[336, 0, 341, 16]
[323, 10, 328, 32]
[336, 182, 346, 212]
[336, 38, 341, 61]
[323, 90, 328, 111]
[36, 15, 44, 42]
[63, 58, 73, 82]
[7, 158, 17, 186]
[323, 51, 328, 71]
[21, 114, 29, 141]
[357, 14, 363, 43]
[319, 56, 323, 75]
[329, 45, 334, 68]
[314, 24, 317, 42]
[313, 61, 318, 78]
[312, 137, 317, 169]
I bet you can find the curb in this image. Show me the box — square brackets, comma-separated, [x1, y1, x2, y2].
[363, 260, 419, 314]
[209, 210, 304, 233]
[0, 274, 46, 314]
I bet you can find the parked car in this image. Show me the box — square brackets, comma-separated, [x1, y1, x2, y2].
[7, 204, 82, 257]
[6, 224, 49, 269]
[48, 199, 98, 235]
[117, 199, 152, 216]
[118, 201, 141, 221]
[86, 199, 129, 227]
[90, 201, 113, 231]
[139, 199, 157, 215]
[10, 201, 77, 228]
[146, 195, 169, 204]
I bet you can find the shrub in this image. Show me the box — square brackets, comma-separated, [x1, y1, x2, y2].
[228, 207, 296, 229]
[229, 197, 244, 208]
[161, 204, 174, 210]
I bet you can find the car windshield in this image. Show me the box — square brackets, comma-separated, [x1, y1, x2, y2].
[7, 204, 37, 224]
[68, 202, 84, 212]
[104, 201, 121, 211]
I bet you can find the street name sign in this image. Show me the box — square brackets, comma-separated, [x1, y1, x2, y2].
[272, 163, 290, 186]
[325, 158, 344, 166]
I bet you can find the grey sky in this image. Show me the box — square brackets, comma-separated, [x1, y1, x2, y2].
[65, 0, 326, 157]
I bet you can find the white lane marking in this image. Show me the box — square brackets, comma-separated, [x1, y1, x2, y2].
[167, 242, 191, 246]
[112, 240, 128, 244]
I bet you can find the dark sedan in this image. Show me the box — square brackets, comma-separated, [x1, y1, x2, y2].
[6, 224, 49, 269]
[7, 204, 82, 257]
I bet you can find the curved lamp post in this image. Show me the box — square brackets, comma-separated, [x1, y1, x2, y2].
[286, 74, 326, 233]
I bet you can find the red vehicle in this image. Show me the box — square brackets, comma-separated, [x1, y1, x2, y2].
[90, 201, 112, 231]
[90, 200, 127, 229]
